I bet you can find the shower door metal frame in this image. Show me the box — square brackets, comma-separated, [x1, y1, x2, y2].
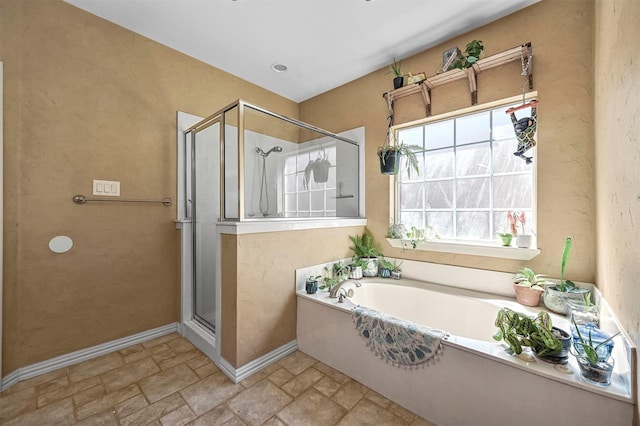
[189, 116, 223, 334]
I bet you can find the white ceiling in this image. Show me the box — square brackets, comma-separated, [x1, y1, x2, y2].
[64, 0, 539, 102]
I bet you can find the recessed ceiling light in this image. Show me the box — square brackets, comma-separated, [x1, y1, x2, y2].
[271, 63, 288, 72]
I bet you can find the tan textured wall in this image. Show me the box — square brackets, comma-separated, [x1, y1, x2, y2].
[0, 0, 297, 373]
[300, 0, 596, 282]
[233, 226, 363, 367]
[220, 234, 238, 365]
[594, 0, 640, 416]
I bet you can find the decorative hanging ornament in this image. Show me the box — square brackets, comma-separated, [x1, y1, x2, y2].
[506, 46, 537, 164]
[506, 100, 538, 164]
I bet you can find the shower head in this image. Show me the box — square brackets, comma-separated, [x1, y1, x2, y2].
[256, 146, 283, 157]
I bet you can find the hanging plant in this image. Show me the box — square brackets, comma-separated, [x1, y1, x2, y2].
[303, 149, 331, 189]
[377, 129, 420, 176]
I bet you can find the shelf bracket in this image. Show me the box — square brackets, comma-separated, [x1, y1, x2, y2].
[467, 68, 478, 105]
[419, 84, 432, 117]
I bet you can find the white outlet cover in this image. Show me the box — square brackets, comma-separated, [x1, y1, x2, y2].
[93, 179, 120, 196]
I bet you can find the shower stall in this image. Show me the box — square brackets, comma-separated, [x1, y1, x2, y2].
[179, 100, 362, 367]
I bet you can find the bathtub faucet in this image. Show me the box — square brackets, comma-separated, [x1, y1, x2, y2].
[329, 280, 361, 298]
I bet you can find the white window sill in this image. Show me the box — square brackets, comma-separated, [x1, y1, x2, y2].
[386, 238, 540, 260]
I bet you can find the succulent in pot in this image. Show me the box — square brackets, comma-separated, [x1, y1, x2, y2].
[543, 236, 591, 314]
[305, 275, 321, 294]
[512, 267, 552, 307]
[387, 57, 404, 89]
[571, 319, 619, 386]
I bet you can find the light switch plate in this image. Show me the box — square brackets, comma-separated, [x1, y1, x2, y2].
[93, 180, 120, 196]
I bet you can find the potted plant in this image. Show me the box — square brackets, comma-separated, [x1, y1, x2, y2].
[567, 293, 600, 327]
[303, 150, 331, 189]
[453, 40, 484, 69]
[349, 229, 382, 277]
[507, 211, 532, 248]
[493, 308, 571, 364]
[349, 257, 367, 280]
[387, 58, 403, 89]
[498, 232, 513, 246]
[378, 129, 421, 176]
[387, 221, 406, 239]
[571, 320, 619, 386]
[305, 275, 321, 294]
[512, 267, 552, 307]
[543, 236, 591, 314]
[390, 259, 403, 280]
[378, 258, 393, 278]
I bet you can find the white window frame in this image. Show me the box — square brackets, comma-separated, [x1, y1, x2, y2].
[389, 93, 540, 260]
[283, 146, 337, 218]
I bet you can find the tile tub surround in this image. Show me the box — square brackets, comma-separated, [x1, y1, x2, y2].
[296, 262, 635, 426]
[0, 334, 434, 425]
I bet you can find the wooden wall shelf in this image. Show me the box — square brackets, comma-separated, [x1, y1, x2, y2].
[383, 42, 533, 118]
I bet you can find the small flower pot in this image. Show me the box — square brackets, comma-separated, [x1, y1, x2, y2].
[499, 234, 513, 246]
[379, 151, 399, 175]
[393, 76, 404, 89]
[379, 268, 391, 278]
[362, 258, 379, 277]
[391, 270, 402, 280]
[349, 265, 363, 280]
[577, 356, 614, 386]
[305, 280, 318, 295]
[513, 283, 543, 307]
[533, 327, 572, 364]
[516, 234, 533, 248]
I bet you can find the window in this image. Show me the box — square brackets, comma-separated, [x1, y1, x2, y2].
[283, 146, 337, 217]
[395, 102, 534, 243]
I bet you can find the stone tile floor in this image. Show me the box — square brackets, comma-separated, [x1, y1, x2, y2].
[0, 333, 436, 425]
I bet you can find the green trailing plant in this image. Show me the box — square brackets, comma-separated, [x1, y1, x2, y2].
[493, 308, 562, 357]
[453, 40, 484, 69]
[378, 128, 421, 177]
[405, 226, 425, 249]
[513, 267, 552, 290]
[572, 319, 619, 364]
[320, 263, 349, 291]
[306, 275, 321, 284]
[349, 229, 382, 259]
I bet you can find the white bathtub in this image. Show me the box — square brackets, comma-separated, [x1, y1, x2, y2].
[296, 273, 635, 426]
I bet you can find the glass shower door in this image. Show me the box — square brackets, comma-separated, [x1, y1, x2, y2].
[192, 121, 220, 332]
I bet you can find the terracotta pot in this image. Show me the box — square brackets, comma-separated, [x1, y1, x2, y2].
[513, 283, 543, 307]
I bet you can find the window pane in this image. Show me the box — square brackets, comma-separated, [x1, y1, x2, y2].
[310, 191, 324, 210]
[425, 181, 453, 209]
[284, 174, 296, 191]
[399, 151, 424, 182]
[424, 149, 453, 179]
[456, 143, 491, 177]
[426, 212, 453, 238]
[285, 194, 296, 212]
[494, 105, 514, 140]
[457, 212, 490, 240]
[398, 126, 423, 149]
[399, 182, 423, 209]
[399, 211, 423, 230]
[425, 121, 454, 150]
[493, 139, 531, 173]
[456, 111, 490, 145]
[493, 175, 532, 209]
[285, 156, 297, 174]
[298, 192, 309, 210]
[457, 178, 490, 208]
[327, 190, 336, 211]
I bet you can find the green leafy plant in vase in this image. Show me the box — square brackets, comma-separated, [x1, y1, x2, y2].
[377, 131, 421, 177]
[571, 319, 619, 386]
[542, 236, 591, 314]
[512, 267, 552, 307]
[453, 40, 484, 69]
[387, 58, 404, 89]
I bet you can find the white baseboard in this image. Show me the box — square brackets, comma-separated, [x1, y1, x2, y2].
[1, 323, 180, 391]
[218, 340, 297, 383]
